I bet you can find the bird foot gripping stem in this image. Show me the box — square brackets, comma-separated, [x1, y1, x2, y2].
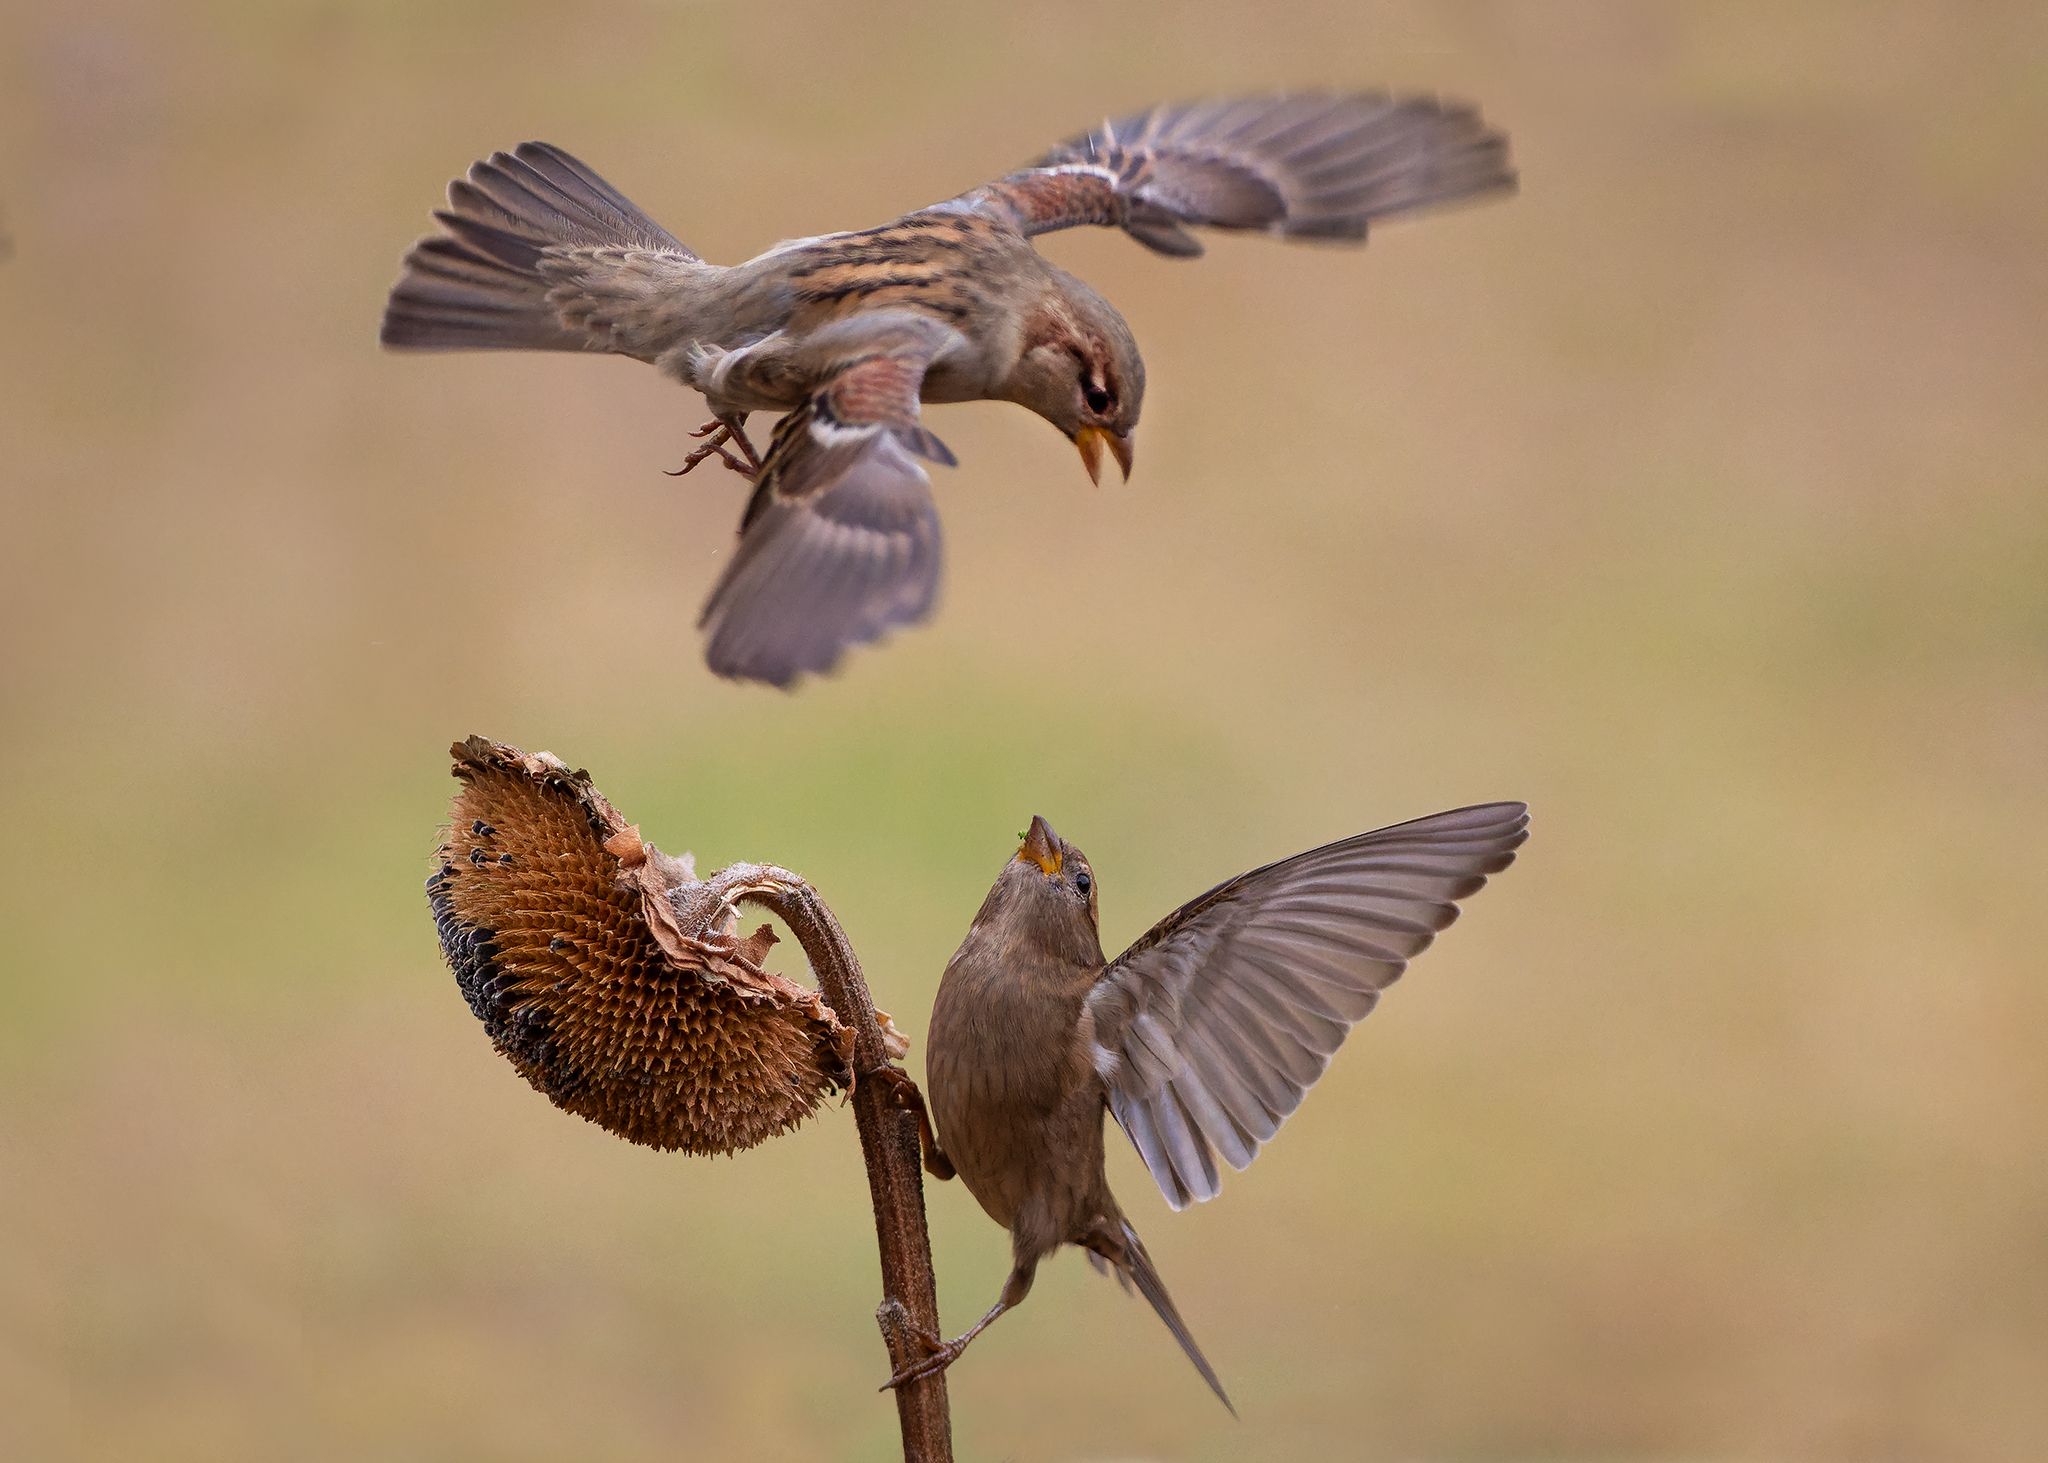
[879, 1292, 1013, 1393]
[666, 417, 762, 479]
[880, 1327, 966, 1392]
[861, 1064, 955, 1182]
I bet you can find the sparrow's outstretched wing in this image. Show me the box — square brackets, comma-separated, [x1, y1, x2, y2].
[698, 313, 962, 688]
[1085, 802, 1529, 1209]
[968, 93, 1513, 258]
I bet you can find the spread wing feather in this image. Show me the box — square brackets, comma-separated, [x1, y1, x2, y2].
[972, 92, 1514, 257]
[1087, 802, 1529, 1209]
[697, 313, 962, 688]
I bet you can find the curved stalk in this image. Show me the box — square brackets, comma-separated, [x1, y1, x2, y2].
[672, 863, 953, 1463]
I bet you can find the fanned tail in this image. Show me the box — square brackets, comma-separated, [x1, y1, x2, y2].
[381, 141, 697, 354]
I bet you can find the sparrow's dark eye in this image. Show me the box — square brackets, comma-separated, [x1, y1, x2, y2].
[1074, 869, 1093, 898]
[1082, 382, 1113, 415]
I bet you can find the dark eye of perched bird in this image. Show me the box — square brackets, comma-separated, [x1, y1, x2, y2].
[1083, 381, 1113, 415]
[1074, 869, 1093, 898]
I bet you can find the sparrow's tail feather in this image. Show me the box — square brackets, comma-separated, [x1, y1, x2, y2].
[1085, 1249, 1136, 1295]
[1095, 1218, 1236, 1417]
[381, 141, 699, 354]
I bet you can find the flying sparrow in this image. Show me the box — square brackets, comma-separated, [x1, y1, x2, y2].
[895, 802, 1529, 1408]
[382, 95, 1515, 685]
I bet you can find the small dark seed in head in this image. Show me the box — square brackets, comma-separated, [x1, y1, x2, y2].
[497, 852, 515, 866]
[472, 819, 496, 838]
[469, 847, 488, 866]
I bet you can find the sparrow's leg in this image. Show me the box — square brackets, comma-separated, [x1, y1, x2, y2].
[864, 1065, 955, 1181]
[719, 415, 763, 473]
[881, 1260, 1036, 1392]
[665, 415, 761, 478]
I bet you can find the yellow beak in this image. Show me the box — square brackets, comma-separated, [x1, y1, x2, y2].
[1015, 814, 1063, 876]
[1075, 426, 1134, 485]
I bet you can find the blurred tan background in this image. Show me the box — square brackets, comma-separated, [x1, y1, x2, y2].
[3, 2, 2044, 1459]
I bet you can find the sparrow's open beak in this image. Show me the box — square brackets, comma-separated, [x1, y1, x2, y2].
[1015, 814, 1063, 877]
[1075, 427, 1134, 485]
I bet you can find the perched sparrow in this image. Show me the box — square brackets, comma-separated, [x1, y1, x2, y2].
[899, 803, 1529, 1409]
[382, 94, 1515, 685]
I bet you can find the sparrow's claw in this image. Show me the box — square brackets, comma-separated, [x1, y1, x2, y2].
[863, 1063, 919, 1107]
[666, 417, 761, 479]
[879, 1329, 966, 1392]
[862, 1064, 956, 1181]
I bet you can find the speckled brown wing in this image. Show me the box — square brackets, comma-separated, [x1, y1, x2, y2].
[970, 93, 1514, 258]
[698, 314, 963, 688]
[1085, 802, 1529, 1209]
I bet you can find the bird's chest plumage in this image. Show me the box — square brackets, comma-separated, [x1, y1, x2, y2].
[927, 945, 1106, 1237]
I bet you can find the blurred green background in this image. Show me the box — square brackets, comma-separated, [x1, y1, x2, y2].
[3, 2, 2044, 1459]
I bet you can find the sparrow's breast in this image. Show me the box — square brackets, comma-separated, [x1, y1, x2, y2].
[927, 942, 1108, 1240]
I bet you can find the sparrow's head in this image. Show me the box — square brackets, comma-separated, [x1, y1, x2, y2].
[1003, 269, 1143, 484]
[971, 814, 1104, 968]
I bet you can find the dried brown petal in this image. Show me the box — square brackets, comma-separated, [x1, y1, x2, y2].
[872, 1007, 913, 1062]
[428, 736, 854, 1154]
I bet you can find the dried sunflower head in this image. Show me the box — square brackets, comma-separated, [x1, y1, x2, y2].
[428, 736, 856, 1154]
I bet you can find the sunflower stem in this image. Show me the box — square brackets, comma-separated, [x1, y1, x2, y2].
[680, 863, 954, 1463]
